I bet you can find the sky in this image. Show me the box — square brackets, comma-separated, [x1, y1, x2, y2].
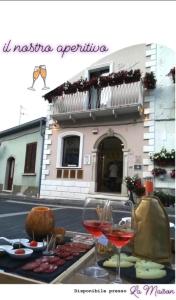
[0, 1, 175, 132]
[0, 0, 176, 298]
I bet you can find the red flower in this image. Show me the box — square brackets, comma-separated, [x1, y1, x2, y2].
[152, 168, 166, 177]
[170, 170, 175, 179]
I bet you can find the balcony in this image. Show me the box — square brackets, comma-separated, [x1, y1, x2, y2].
[52, 81, 143, 123]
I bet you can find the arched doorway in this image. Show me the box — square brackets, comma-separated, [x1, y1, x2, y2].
[97, 137, 123, 193]
[4, 157, 15, 191]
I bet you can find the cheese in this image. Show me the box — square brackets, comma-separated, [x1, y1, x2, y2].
[136, 268, 166, 279]
[110, 253, 128, 261]
[124, 255, 140, 262]
[103, 259, 134, 268]
[135, 260, 164, 270]
[107, 253, 140, 263]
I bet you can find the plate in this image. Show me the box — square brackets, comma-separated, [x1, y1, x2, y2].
[0, 237, 29, 244]
[11, 238, 29, 244]
[22, 241, 47, 251]
[7, 249, 33, 259]
[98, 259, 175, 284]
[0, 245, 13, 253]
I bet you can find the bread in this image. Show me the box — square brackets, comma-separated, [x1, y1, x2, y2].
[136, 268, 166, 279]
[52, 227, 65, 235]
[52, 227, 65, 244]
[135, 260, 164, 269]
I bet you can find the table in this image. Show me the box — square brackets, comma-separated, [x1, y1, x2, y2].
[0, 233, 175, 284]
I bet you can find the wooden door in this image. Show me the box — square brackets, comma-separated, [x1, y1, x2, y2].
[7, 158, 15, 190]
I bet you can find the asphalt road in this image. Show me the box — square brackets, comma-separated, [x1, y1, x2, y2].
[0, 198, 175, 242]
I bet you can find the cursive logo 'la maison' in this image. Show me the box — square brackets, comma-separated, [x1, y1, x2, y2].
[130, 285, 175, 298]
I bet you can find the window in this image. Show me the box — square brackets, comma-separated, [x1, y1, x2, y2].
[24, 142, 37, 173]
[62, 135, 80, 167]
[57, 131, 83, 168]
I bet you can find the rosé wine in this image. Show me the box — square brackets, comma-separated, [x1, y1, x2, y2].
[83, 220, 111, 238]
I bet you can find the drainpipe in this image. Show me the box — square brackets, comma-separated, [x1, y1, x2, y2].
[38, 119, 46, 198]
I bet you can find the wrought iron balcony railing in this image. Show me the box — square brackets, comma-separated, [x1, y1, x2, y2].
[52, 81, 143, 119]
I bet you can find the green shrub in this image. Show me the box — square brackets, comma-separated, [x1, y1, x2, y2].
[153, 191, 175, 207]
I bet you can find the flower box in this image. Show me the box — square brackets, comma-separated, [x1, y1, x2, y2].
[150, 148, 175, 167]
[154, 159, 175, 167]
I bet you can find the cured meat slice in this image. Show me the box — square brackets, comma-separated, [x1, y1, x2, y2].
[21, 241, 90, 274]
[59, 252, 72, 258]
[33, 262, 50, 273]
[71, 242, 91, 250]
[48, 256, 61, 264]
[43, 264, 58, 273]
[55, 259, 65, 266]
[65, 255, 74, 260]
[21, 261, 40, 271]
[70, 247, 86, 252]
[72, 252, 80, 256]
[35, 257, 50, 264]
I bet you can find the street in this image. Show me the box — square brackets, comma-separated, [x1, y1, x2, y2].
[0, 198, 175, 241]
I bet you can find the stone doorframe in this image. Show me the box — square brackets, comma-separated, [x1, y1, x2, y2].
[91, 130, 129, 195]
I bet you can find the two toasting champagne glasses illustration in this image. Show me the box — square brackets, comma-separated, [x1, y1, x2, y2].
[28, 65, 49, 91]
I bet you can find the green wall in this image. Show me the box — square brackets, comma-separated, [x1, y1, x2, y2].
[0, 127, 43, 195]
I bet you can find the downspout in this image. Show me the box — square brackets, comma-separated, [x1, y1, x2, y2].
[38, 119, 45, 198]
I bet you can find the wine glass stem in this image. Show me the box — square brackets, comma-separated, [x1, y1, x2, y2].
[115, 247, 121, 282]
[43, 78, 46, 88]
[31, 79, 35, 88]
[94, 238, 98, 266]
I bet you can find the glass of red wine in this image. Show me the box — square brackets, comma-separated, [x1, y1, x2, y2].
[82, 198, 110, 278]
[101, 199, 135, 283]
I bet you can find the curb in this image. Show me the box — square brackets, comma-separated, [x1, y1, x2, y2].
[0, 193, 84, 207]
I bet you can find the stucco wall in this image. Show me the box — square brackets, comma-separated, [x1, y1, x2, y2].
[47, 121, 144, 182]
[153, 45, 175, 191]
[71, 44, 146, 81]
[0, 128, 43, 194]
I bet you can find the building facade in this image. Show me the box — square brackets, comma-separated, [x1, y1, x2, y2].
[0, 118, 46, 197]
[40, 44, 175, 200]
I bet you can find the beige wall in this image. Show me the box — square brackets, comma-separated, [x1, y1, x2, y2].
[47, 121, 144, 182]
[71, 44, 146, 82]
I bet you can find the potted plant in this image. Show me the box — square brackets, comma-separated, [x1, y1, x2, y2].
[99, 76, 109, 88]
[168, 67, 175, 84]
[143, 72, 156, 89]
[133, 178, 146, 196]
[152, 168, 167, 180]
[124, 175, 145, 203]
[150, 148, 175, 166]
[170, 169, 175, 179]
[154, 191, 175, 207]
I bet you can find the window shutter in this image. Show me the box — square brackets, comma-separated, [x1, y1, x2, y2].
[24, 142, 37, 173]
[30, 142, 37, 173]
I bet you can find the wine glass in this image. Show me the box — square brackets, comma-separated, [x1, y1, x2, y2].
[101, 199, 135, 283]
[82, 198, 110, 278]
[28, 66, 40, 91]
[39, 65, 50, 90]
